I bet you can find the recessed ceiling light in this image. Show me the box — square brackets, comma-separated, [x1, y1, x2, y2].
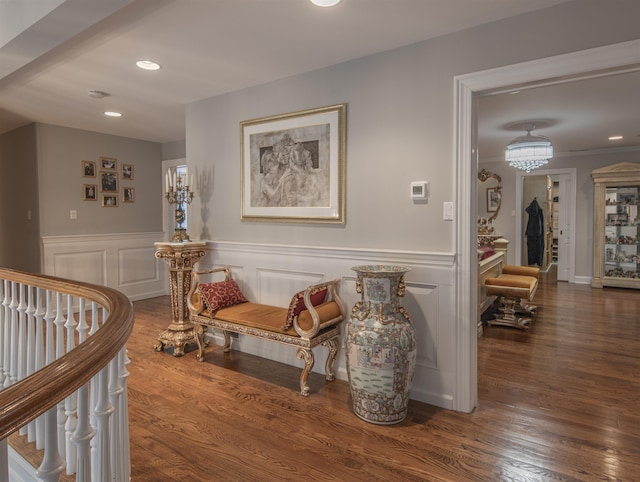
[608, 135, 623, 141]
[87, 90, 110, 99]
[104, 111, 122, 117]
[136, 60, 161, 71]
[310, 0, 342, 7]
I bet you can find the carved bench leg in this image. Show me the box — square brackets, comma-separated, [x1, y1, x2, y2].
[323, 339, 339, 382]
[296, 348, 314, 397]
[222, 330, 231, 353]
[195, 325, 206, 362]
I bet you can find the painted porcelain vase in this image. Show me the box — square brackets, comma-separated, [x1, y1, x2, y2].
[346, 265, 416, 424]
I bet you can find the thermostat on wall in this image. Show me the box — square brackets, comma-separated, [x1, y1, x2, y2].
[410, 181, 428, 199]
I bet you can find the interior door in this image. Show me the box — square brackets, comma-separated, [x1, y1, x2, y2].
[556, 173, 571, 281]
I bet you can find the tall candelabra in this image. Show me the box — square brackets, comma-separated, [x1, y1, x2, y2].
[165, 169, 194, 242]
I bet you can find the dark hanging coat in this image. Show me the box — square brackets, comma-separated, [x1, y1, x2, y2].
[525, 198, 544, 266]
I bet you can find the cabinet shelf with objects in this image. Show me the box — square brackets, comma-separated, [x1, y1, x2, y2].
[592, 163, 640, 289]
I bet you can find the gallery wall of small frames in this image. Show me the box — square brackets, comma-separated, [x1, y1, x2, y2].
[82, 157, 135, 207]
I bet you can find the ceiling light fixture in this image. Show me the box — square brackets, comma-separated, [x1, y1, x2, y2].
[505, 123, 553, 173]
[87, 90, 110, 99]
[136, 60, 161, 71]
[310, 0, 342, 7]
[608, 135, 623, 140]
[104, 111, 122, 117]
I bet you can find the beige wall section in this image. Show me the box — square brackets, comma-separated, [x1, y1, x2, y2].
[185, 0, 640, 252]
[0, 124, 40, 272]
[36, 123, 164, 237]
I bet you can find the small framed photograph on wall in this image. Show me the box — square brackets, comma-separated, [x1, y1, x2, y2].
[122, 187, 135, 203]
[121, 163, 134, 180]
[83, 184, 97, 201]
[82, 160, 96, 177]
[100, 171, 118, 192]
[102, 194, 118, 207]
[100, 156, 117, 170]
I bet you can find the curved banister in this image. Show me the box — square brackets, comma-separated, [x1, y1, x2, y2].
[0, 267, 134, 441]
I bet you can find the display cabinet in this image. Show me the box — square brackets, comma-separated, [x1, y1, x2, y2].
[592, 162, 640, 289]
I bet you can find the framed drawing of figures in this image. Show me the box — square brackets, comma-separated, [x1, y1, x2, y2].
[82, 160, 96, 177]
[240, 103, 346, 223]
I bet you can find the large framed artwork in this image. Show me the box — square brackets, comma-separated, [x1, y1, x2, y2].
[240, 103, 346, 223]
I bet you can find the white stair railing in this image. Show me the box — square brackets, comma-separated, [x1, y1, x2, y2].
[0, 268, 134, 482]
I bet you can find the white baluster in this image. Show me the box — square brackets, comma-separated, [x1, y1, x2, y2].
[64, 294, 78, 475]
[0, 280, 4, 387]
[89, 302, 100, 481]
[118, 347, 131, 481]
[8, 281, 18, 387]
[26, 284, 37, 442]
[93, 365, 113, 482]
[108, 354, 123, 480]
[35, 407, 64, 482]
[17, 282, 27, 436]
[72, 297, 94, 482]
[38, 288, 64, 481]
[54, 292, 66, 463]
[2, 280, 10, 386]
[0, 438, 8, 482]
[34, 287, 46, 450]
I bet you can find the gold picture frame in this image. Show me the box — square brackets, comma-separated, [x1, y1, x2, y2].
[100, 156, 117, 170]
[100, 171, 118, 193]
[82, 160, 96, 178]
[240, 103, 346, 223]
[102, 194, 118, 207]
[83, 184, 97, 201]
[122, 187, 135, 203]
[122, 163, 134, 180]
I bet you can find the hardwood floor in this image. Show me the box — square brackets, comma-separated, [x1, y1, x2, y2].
[12, 270, 639, 480]
[124, 271, 639, 481]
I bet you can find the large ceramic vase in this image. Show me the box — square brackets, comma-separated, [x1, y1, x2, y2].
[346, 265, 416, 424]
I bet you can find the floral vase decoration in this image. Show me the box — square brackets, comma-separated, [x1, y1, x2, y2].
[346, 265, 416, 424]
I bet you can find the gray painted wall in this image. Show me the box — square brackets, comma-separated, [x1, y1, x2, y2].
[36, 123, 164, 237]
[0, 124, 40, 272]
[185, 0, 640, 253]
[485, 150, 640, 278]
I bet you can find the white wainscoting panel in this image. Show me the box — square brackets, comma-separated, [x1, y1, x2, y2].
[197, 241, 456, 409]
[41, 232, 167, 301]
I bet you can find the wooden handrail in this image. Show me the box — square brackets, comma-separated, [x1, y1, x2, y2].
[0, 267, 134, 440]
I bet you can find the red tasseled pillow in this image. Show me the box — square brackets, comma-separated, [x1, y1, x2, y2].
[282, 287, 328, 331]
[199, 279, 248, 312]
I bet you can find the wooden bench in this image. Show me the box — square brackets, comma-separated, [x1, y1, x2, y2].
[485, 265, 540, 330]
[186, 267, 346, 396]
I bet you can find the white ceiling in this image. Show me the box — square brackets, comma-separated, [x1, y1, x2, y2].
[477, 70, 640, 161]
[5, 0, 637, 160]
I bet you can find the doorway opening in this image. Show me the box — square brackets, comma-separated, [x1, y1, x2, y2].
[454, 39, 640, 413]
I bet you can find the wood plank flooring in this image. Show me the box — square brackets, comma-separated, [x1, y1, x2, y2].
[12, 269, 640, 480]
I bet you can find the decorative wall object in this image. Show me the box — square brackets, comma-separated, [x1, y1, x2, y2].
[83, 184, 97, 201]
[102, 194, 118, 207]
[100, 156, 117, 170]
[122, 187, 135, 203]
[240, 103, 346, 223]
[122, 164, 134, 180]
[82, 160, 96, 177]
[487, 187, 500, 212]
[346, 265, 416, 424]
[100, 171, 118, 192]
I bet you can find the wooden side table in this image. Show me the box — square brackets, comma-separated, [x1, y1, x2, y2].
[154, 241, 207, 356]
